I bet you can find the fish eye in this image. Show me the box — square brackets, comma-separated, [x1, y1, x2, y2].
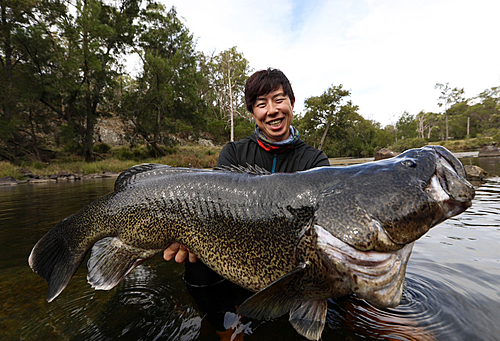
[402, 160, 417, 168]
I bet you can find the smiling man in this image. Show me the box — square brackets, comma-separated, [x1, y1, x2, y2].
[165, 68, 330, 340]
[216, 68, 330, 173]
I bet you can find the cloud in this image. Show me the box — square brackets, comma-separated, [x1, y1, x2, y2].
[159, 0, 500, 126]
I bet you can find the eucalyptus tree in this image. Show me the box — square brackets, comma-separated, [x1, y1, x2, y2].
[416, 111, 441, 139]
[0, 0, 62, 160]
[4, 0, 141, 161]
[122, 4, 204, 155]
[297, 84, 351, 152]
[198, 47, 251, 142]
[435, 82, 465, 141]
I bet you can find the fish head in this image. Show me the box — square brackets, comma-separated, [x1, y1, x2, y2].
[312, 145, 475, 307]
[315, 145, 475, 252]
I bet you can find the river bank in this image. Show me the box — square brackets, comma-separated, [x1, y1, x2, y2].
[2, 150, 495, 187]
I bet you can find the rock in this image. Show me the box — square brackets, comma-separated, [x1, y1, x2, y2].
[374, 148, 400, 161]
[478, 144, 500, 157]
[0, 176, 18, 186]
[198, 138, 215, 147]
[18, 168, 33, 176]
[464, 165, 492, 181]
[28, 178, 57, 183]
[102, 171, 119, 178]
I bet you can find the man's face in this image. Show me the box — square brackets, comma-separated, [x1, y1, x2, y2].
[251, 86, 294, 142]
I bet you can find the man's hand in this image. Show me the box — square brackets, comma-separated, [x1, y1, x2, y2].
[164, 242, 198, 263]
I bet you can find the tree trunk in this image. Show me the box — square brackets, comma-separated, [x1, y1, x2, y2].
[445, 112, 449, 141]
[318, 121, 331, 151]
[467, 116, 470, 138]
[228, 66, 234, 142]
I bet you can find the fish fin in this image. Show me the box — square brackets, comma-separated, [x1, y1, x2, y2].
[28, 220, 86, 302]
[215, 163, 271, 175]
[87, 237, 162, 290]
[115, 163, 172, 191]
[289, 299, 328, 341]
[237, 262, 308, 320]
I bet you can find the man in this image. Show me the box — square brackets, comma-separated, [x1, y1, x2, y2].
[164, 68, 330, 340]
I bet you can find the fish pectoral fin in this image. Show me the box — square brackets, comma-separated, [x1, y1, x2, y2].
[237, 263, 309, 320]
[87, 237, 162, 290]
[289, 299, 328, 341]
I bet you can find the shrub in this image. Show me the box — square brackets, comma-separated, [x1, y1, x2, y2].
[389, 138, 427, 152]
[94, 143, 112, 154]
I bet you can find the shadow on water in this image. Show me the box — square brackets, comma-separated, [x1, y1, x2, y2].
[1, 159, 499, 341]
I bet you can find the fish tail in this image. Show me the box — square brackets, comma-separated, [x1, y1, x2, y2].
[28, 215, 87, 302]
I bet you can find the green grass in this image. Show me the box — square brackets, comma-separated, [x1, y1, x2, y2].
[0, 145, 223, 179]
[1, 137, 496, 180]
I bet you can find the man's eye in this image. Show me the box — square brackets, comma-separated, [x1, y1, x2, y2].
[256, 103, 266, 108]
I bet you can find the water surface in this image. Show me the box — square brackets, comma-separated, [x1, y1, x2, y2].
[1, 159, 499, 341]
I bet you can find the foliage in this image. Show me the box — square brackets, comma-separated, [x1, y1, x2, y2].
[118, 4, 206, 157]
[296, 85, 352, 153]
[389, 138, 427, 152]
[435, 82, 465, 141]
[395, 111, 418, 140]
[1, 1, 499, 163]
[199, 47, 252, 142]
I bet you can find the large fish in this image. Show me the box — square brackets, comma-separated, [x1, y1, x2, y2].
[29, 145, 474, 340]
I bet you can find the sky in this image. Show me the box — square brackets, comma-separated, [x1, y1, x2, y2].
[156, 0, 500, 127]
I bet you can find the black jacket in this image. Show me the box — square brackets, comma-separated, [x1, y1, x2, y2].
[217, 133, 330, 173]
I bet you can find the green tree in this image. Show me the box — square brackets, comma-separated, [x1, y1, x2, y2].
[121, 4, 204, 155]
[395, 111, 418, 140]
[199, 47, 252, 142]
[297, 84, 351, 152]
[15, 0, 141, 161]
[416, 111, 441, 139]
[435, 82, 465, 141]
[1, 0, 52, 160]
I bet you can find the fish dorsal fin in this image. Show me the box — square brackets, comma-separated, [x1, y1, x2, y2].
[289, 299, 328, 341]
[215, 163, 271, 175]
[87, 237, 163, 290]
[114, 163, 172, 191]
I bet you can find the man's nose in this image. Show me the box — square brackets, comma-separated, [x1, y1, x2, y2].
[268, 101, 279, 114]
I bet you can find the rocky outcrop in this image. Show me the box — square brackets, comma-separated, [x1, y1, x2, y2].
[1, 171, 119, 185]
[374, 148, 400, 161]
[95, 117, 131, 147]
[478, 144, 500, 157]
[0, 176, 20, 186]
[464, 165, 492, 181]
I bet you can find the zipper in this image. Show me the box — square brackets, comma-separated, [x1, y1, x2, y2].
[272, 154, 277, 173]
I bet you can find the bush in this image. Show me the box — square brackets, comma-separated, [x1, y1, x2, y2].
[94, 143, 112, 154]
[389, 138, 427, 152]
[0, 161, 22, 179]
[110, 145, 174, 160]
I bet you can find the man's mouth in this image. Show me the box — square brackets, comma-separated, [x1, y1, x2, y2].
[267, 118, 283, 127]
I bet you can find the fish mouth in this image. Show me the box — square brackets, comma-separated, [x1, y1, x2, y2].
[426, 146, 475, 218]
[313, 224, 413, 308]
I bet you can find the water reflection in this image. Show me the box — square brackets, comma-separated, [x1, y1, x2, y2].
[1, 163, 500, 340]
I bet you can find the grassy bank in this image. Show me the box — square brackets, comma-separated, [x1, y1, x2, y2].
[1, 137, 495, 180]
[1, 145, 222, 180]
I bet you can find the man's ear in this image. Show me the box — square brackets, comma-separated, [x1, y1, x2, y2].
[291, 99, 295, 109]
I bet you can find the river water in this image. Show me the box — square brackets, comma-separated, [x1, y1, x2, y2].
[1, 157, 499, 341]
